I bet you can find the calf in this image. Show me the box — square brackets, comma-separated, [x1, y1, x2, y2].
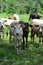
[10, 22, 23, 54]
[19, 21, 29, 49]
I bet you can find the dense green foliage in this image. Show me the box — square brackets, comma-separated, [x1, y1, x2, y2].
[0, 0, 43, 14]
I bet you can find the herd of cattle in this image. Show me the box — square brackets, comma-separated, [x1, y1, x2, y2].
[0, 13, 43, 54]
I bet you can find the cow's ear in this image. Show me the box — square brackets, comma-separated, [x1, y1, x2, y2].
[20, 24, 25, 28]
[35, 25, 39, 27]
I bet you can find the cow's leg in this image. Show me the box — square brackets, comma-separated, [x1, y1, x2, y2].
[14, 35, 20, 54]
[40, 37, 43, 46]
[9, 35, 11, 43]
[26, 36, 28, 48]
[16, 42, 20, 54]
[17, 40, 22, 54]
[39, 36, 42, 45]
[41, 37, 43, 45]
[2, 31, 4, 38]
[39, 36, 41, 44]
[31, 32, 34, 42]
[0, 32, 1, 38]
[23, 36, 25, 49]
[31, 29, 33, 42]
[9, 32, 12, 43]
[0, 31, 4, 39]
[19, 41, 22, 53]
[42, 37, 43, 45]
[33, 34, 34, 42]
[21, 37, 23, 50]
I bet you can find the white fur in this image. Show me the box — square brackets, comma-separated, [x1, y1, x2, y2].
[13, 14, 19, 20]
[32, 19, 43, 25]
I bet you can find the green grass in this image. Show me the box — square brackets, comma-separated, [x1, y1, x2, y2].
[0, 13, 43, 65]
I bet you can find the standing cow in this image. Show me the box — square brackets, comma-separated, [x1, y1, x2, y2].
[30, 19, 43, 45]
[10, 22, 23, 54]
[19, 21, 29, 49]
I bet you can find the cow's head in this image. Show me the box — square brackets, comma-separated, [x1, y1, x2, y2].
[14, 23, 23, 35]
[10, 22, 23, 40]
[29, 24, 39, 28]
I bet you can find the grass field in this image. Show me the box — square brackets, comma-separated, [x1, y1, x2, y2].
[0, 13, 43, 65]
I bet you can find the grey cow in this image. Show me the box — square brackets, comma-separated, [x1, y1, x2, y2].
[10, 22, 23, 54]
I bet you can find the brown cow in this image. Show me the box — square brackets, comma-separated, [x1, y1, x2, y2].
[8, 15, 14, 20]
[8, 14, 19, 20]
[30, 19, 43, 45]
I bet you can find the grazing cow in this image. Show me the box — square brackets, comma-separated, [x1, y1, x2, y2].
[19, 21, 29, 49]
[10, 22, 23, 54]
[29, 13, 41, 20]
[30, 19, 43, 45]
